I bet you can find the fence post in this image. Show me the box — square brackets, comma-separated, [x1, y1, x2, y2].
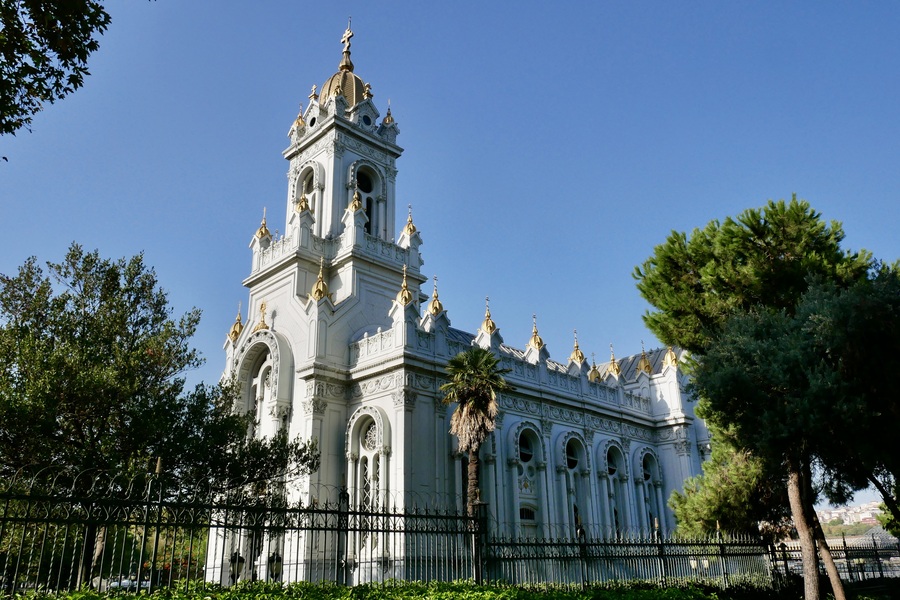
[842, 533, 853, 583]
[472, 501, 488, 585]
[872, 534, 883, 579]
[718, 534, 729, 589]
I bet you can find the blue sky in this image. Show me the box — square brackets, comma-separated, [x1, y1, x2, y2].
[2, 2, 899, 507]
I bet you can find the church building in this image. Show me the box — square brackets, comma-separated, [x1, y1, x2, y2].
[213, 25, 710, 582]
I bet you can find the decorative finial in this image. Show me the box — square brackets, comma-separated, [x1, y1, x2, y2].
[481, 296, 496, 334]
[252, 302, 269, 332]
[256, 207, 271, 239]
[396, 264, 413, 305]
[339, 19, 355, 72]
[588, 351, 601, 381]
[608, 343, 621, 376]
[402, 204, 417, 236]
[295, 193, 310, 213]
[637, 340, 652, 375]
[349, 185, 363, 211]
[227, 302, 244, 342]
[383, 99, 394, 124]
[570, 329, 585, 363]
[309, 84, 318, 101]
[663, 346, 678, 368]
[363, 82, 373, 99]
[528, 314, 544, 350]
[428, 275, 444, 316]
[311, 257, 329, 301]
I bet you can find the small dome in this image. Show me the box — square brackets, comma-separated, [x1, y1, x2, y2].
[319, 24, 367, 108]
[321, 70, 367, 108]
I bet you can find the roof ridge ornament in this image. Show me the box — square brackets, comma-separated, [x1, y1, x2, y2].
[637, 340, 652, 374]
[256, 207, 271, 239]
[481, 296, 496, 334]
[527, 314, 544, 350]
[428, 276, 443, 316]
[311, 257, 329, 301]
[588, 352, 601, 382]
[402, 204, 417, 236]
[396, 264, 413, 306]
[608, 343, 621, 376]
[569, 329, 585, 363]
[663, 345, 678, 368]
[383, 99, 394, 125]
[227, 301, 244, 342]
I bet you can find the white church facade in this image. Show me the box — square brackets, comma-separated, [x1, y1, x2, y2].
[208, 26, 711, 583]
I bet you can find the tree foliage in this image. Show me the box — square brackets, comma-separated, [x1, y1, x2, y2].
[669, 440, 790, 541]
[0, 244, 318, 494]
[440, 346, 512, 515]
[636, 197, 880, 600]
[0, 0, 110, 136]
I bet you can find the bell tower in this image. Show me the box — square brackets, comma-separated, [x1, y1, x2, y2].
[284, 23, 402, 242]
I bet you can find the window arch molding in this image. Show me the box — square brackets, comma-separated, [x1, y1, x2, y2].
[293, 161, 325, 200]
[597, 439, 629, 479]
[348, 160, 387, 199]
[632, 446, 663, 484]
[233, 329, 294, 412]
[508, 420, 546, 465]
[556, 431, 591, 473]
[345, 405, 392, 459]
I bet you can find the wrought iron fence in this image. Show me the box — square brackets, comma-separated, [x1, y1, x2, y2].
[2, 472, 899, 594]
[771, 535, 900, 582]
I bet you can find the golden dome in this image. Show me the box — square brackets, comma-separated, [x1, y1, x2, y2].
[256, 208, 271, 239]
[588, 354, 601, 382]
[527, 315, 544, 350]
[607, 344, 621, 377]
[402, 205, 417, 236]
[637, 341, 652, 375]
[481, 297, 496, 334]
[227, 305, 243, 342]
[311, 258, 328, 301]
[569, 330, 585, 363]
[396, 265, 413, 306]
[663, 346, 678, 369]
[428, 276, 443, 316]
[320, 25, 367, 108]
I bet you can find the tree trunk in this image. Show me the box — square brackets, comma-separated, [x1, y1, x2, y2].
[467, 445, 480, 517]
[787, 462, 819, 600]
[811, 514, 846, 600]
[869, 473, 900, 525]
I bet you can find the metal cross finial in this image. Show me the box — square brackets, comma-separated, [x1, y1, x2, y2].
[341, 19, 354, 51]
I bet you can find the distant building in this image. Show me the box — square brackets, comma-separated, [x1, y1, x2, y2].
[207, 26, 710, 584]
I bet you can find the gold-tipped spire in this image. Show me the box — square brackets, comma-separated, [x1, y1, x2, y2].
[527, 314, 544, 350]
[311, 257, 329, 301]
[402, 204, 417, 236]
[252, 302, 269, 333]
[339, 18, 354, 72]
[396, 264, 413, 305]
[295, 193, 310, 213]
[637, 340, 652, 375]
[227, 302, 244, 342]
[256, 208, 271, 239]
[481, 296, 496, 334]
[349, 186, 363, 212]
[588, 352, 601, 382]
[383, 99, 394, 124]
[428, 276, 443, 316]
[608, 344, 621, 376]
[663, 346, 678, 368]
[569, 329, 585, 363]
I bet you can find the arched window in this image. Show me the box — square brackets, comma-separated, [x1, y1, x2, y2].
[512, 426, 543, 538]
[638, 450, 664, 535]
[355, 167, 381, 238]
[606, 445, 627, 538]
[561, 436, 589, 539]
[248, 350, 274, 438]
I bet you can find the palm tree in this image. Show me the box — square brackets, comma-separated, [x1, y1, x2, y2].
[440, 346, 513, 516]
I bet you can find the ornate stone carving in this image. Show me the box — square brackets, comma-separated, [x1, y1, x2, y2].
[303, 397, 327, 416]
[392, 387, 417, 411]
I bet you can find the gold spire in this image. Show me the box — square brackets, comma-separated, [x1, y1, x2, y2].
[637, 340, 652, 375]
[255, 208, 271, 239]
[527, 314, 544, 350]
[293, 103, 305, 128]
[402, 204, 417, 236]
[227, 302, 243, 342]
[311, 257, 328, 301]
[252, 302, 269, 333]
[428, 276, 443, 316]
[588, 353, 601, 382]
[481, 296, 496, 334]
[383, 99, 394, 124]
[396, 264, 413, 305]
[569, 329, 585, 363]
[295, 193, 310, 213]
[608, 344, 621, 376]
[339, 18, 354, 72]
[663, 346, 678, 368]
[349, 187, 363, 211]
